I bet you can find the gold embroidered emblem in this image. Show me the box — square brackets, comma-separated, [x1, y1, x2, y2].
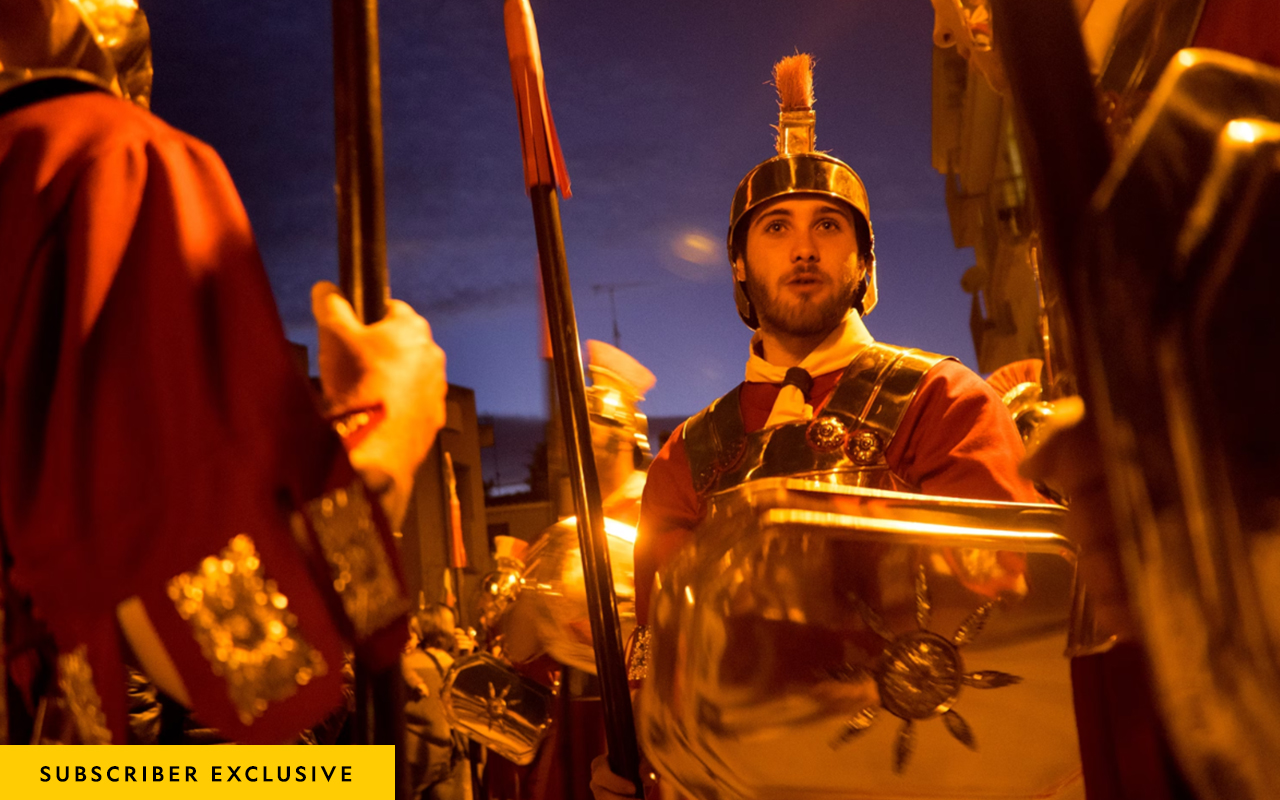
[626, 624, 653, 682]
[167, 534, 328, 726]
[303, 482, 408, 638]
[58, 645, 112, 744]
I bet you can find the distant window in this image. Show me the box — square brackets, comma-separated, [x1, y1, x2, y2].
[488, 522, 510, 545]
[446, 399, 464, 432]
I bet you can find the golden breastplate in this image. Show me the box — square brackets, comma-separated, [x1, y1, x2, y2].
[683, 343, 951, 497]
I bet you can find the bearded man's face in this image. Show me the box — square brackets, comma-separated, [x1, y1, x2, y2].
[739, 196, 863, 338]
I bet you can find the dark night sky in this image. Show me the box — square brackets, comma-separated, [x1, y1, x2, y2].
[144, 0, 976, 419]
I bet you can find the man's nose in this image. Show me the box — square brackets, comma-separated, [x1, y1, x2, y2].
[791, 228, 818, 262]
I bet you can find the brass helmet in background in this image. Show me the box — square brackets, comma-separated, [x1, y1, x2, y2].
[584, 339, 656, 469]
[728, 54, 877, 328]
[0, 0, 152, 107]
[473, 342, 652, 669]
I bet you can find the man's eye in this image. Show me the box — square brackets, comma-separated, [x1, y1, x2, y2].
[766, 221, 785, 232]
[817, 219, 840, 231]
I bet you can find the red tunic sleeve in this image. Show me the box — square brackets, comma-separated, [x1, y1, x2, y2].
[0, 91, 398, 742]
[633, 423, 702, 626]
[886, 359, 1043, 503]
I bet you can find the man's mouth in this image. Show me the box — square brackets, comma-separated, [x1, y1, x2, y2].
[784, 273, 826, 290]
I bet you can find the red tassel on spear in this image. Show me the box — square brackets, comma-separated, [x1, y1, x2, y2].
[504, 0, 572, 198]
[503, 1, 643, 794]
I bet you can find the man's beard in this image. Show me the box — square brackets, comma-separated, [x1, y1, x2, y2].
[745, 266, 857, 338]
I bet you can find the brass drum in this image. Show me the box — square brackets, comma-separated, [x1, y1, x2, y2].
[443, 652, 555, 765]
[512, 517, 637, 675]
[638, 478, 1083, 800]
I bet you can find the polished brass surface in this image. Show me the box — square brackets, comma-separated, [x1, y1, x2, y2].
[477, 555, 524, 633]
[804, 416, 848, 454]
[999, 380, 1069, 451]
[0, 0, 151, 105]
[167, 534, 328, 727]
[1095, 0, 1207, 144]
[877, 631, 965, 720]
[1079, 50, 1280, 799]
[834, 584, 1027, 775]
[638, 478, 1082, 799]
[443, 652, 555, 765]
[587, 362, 652, 458]
[504, 516, 637, 675]
[684, 344, 949, 497]
[845, 430, 883, 465]
[777, 109, 816, 156]
[730, 154, 872, 238]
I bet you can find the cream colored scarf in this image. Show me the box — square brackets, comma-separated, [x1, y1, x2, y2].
[745, 311, 875, 428]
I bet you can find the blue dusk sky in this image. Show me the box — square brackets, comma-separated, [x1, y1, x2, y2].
[145, 0, 976, 420]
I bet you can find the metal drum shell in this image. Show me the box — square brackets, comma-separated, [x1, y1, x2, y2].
[506, 518, 637, 675]
[638, 478, 1084, 800]
[442, 652, 555, 765]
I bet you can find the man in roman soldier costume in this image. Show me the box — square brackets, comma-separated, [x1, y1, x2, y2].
[633, 51, 1044, 670]
[633, 53, 1042, 635]
[0, 0, 446, 745]
[593, 54, 1056, 800]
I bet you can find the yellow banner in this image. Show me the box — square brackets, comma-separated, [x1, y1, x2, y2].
[0, 745, 394, 799]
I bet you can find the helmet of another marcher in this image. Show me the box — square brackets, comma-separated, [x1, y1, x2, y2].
[0, 0, 152, 107]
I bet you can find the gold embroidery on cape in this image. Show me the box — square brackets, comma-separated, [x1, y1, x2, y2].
[303, 482, 407, 637]
[626, 624, 653, 682]
[167, 534, 328, 726]
[58, 645, 112, 744]
[0, 583, 7, 744]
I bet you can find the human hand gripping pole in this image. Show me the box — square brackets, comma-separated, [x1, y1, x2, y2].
[504, 0, 643, 795]
[312, 277, 442, 800]
[312, 281, 447, 529]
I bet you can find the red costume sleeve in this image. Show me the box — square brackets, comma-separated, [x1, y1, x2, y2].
[0, 91, 402, 742]
[1193, 0, 1280, 69]
[633, 424, 701, 626]
[887, 360, 1043, 503]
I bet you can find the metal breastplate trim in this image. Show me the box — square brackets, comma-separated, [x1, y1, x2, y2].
[684, 344, 951, 497]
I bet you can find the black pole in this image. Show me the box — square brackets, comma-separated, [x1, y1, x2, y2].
[333, 0, 389, 324]
[529, 184, 643, 794]
[332, 1, 402, 797]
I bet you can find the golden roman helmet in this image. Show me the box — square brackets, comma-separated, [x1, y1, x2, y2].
[728, 54, 877, 328]
[0, 0, 152, 108]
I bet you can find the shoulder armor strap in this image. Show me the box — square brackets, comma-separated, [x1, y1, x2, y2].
[682, 386, 746, 495]
[822, 343, 952, 447]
